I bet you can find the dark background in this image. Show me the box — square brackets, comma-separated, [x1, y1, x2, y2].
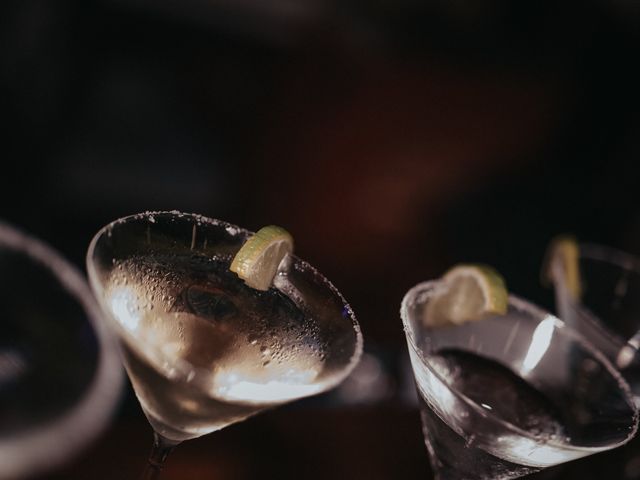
[2, 0, 640, 478]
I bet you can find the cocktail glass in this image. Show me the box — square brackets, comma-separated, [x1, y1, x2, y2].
[549, 243, 640, 378]
[548, 243, 640, 478]
[0, 220, 123, 479]
[401, 280, 638, 480]
[86, 211, 363, 479]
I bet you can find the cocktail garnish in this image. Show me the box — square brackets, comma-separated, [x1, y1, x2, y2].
[425, 264, 508, 326]
[541, 235, 581, 300]
[230, 225, 293, 291]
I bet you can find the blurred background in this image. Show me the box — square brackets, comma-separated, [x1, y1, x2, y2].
[2, 0, 640, 478]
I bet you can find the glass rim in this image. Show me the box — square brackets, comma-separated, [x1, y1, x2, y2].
[400, 279, 639, 452]
[0, 220, 124, 478]
[580, 243, 640, 273]
[86, 210, 363, 400]
[558, 299, 625, 353]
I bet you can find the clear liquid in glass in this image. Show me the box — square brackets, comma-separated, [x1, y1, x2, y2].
[105, 252, 333, 441]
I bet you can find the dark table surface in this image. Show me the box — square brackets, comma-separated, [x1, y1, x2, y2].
[36, 387, 640, 480]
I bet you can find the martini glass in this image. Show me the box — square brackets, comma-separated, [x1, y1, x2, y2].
[86, 211, 363, 479]
[549, 243, 640, 378]
[401, 280, 638, 480]
[0, 220, 123, 479]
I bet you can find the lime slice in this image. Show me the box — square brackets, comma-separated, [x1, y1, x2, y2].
[425, 264, 508, 326]
[230, 225, 294, 291]
[541, 235, 581, 300]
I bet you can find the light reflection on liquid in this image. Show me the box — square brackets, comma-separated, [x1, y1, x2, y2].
[213, 370, 321, 404]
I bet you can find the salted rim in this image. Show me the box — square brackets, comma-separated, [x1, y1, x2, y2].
[86, 210, 363, 403]
[0, 220, 124, 478]
[401, 280, 639, 454]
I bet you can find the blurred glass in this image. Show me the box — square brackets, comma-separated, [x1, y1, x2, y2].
[0, 220, 123, 479]
[551, 243, 640, 389]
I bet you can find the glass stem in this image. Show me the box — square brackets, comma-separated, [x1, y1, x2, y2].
[140, 431, 178, 480]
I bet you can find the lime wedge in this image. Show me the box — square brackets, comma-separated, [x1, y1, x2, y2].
[542, 235, 581, 300]
[230, 225, 294, 291]
[425, 264, 508, 326]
